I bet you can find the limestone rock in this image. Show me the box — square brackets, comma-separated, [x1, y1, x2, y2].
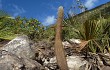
[67, 56, 87, 70]
[0, 35, 45, 70]
[1, 35, 35, 59]
[22, 58, 45, 70]
[44, 56, 88, 70]
[0, 50, 23, 70]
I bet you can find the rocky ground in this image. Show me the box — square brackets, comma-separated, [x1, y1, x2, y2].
[0, 35, 110, 70]
[0, 39, 10, 47]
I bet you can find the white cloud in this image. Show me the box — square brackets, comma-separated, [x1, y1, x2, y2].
[12, 4, 26, 17]
[43, 16, 56, 26]
[68, 10, 75, 16]
[84, 0, 98, 9]
[0, 0, 2, 9]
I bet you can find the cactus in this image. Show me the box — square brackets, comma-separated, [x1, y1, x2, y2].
[54, 6, 68, 70]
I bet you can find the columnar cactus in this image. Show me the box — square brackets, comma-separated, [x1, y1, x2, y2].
[54, 6, 68, 70]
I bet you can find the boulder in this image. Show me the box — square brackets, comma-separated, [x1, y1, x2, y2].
[22, 58, 45, 70]
[1, 35, 35, 59]
[0, 50, 44, 70]
[0, 50, 23, 70]
[0, 35, 45, 70]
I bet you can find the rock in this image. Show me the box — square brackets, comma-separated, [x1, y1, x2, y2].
[65, 47, 75, 56]
[67, 56, 87, 70]
[0, 50, 24, 70]
[69, 39, 81, 44]
[1, 36, 103, 70]
[22, 58, 45, 70]
[102, 66, 110, 70]
[62, 41, 71, 47]
[44, 56, 88, 70]
[0, 35, 46, 70]
[62, 39, 81, 48]
[1, 35, 35, 59]
[62, 39, 82, 53]
[0, 50, 45, 70]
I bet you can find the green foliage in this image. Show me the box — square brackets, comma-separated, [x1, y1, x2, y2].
[63, 15, 110, 53]
[0, 16, 56, 41]
[0, 2, 110, 54]
[0, 16, 45, 41]
[62, 1, 110, 53]
[44, 27, 55, 40]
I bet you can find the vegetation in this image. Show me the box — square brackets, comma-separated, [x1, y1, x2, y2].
[0, 16, 45, 41]
[62, 1, 110, 53]
[0, 1, 110, 70]
[0, 1, 109, 54]
[54, 6, 68, 70]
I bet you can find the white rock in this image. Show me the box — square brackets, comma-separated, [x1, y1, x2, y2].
[62, 41, 71, 47]
[44, 56, 87, 70]
[70, 39, 81, 44]
[2, 35, 35, 59]
[67, 56, 87, 70]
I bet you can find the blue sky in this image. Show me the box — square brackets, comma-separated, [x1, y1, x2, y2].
[0, 0, 110, 26]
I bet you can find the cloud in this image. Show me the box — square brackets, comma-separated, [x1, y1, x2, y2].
[43, 16, 56, 26]
[12, 4, 26, 17]
[84, 0, 98, 9]
[68, 10, 75, 16]
[0, 0, 2, 9]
